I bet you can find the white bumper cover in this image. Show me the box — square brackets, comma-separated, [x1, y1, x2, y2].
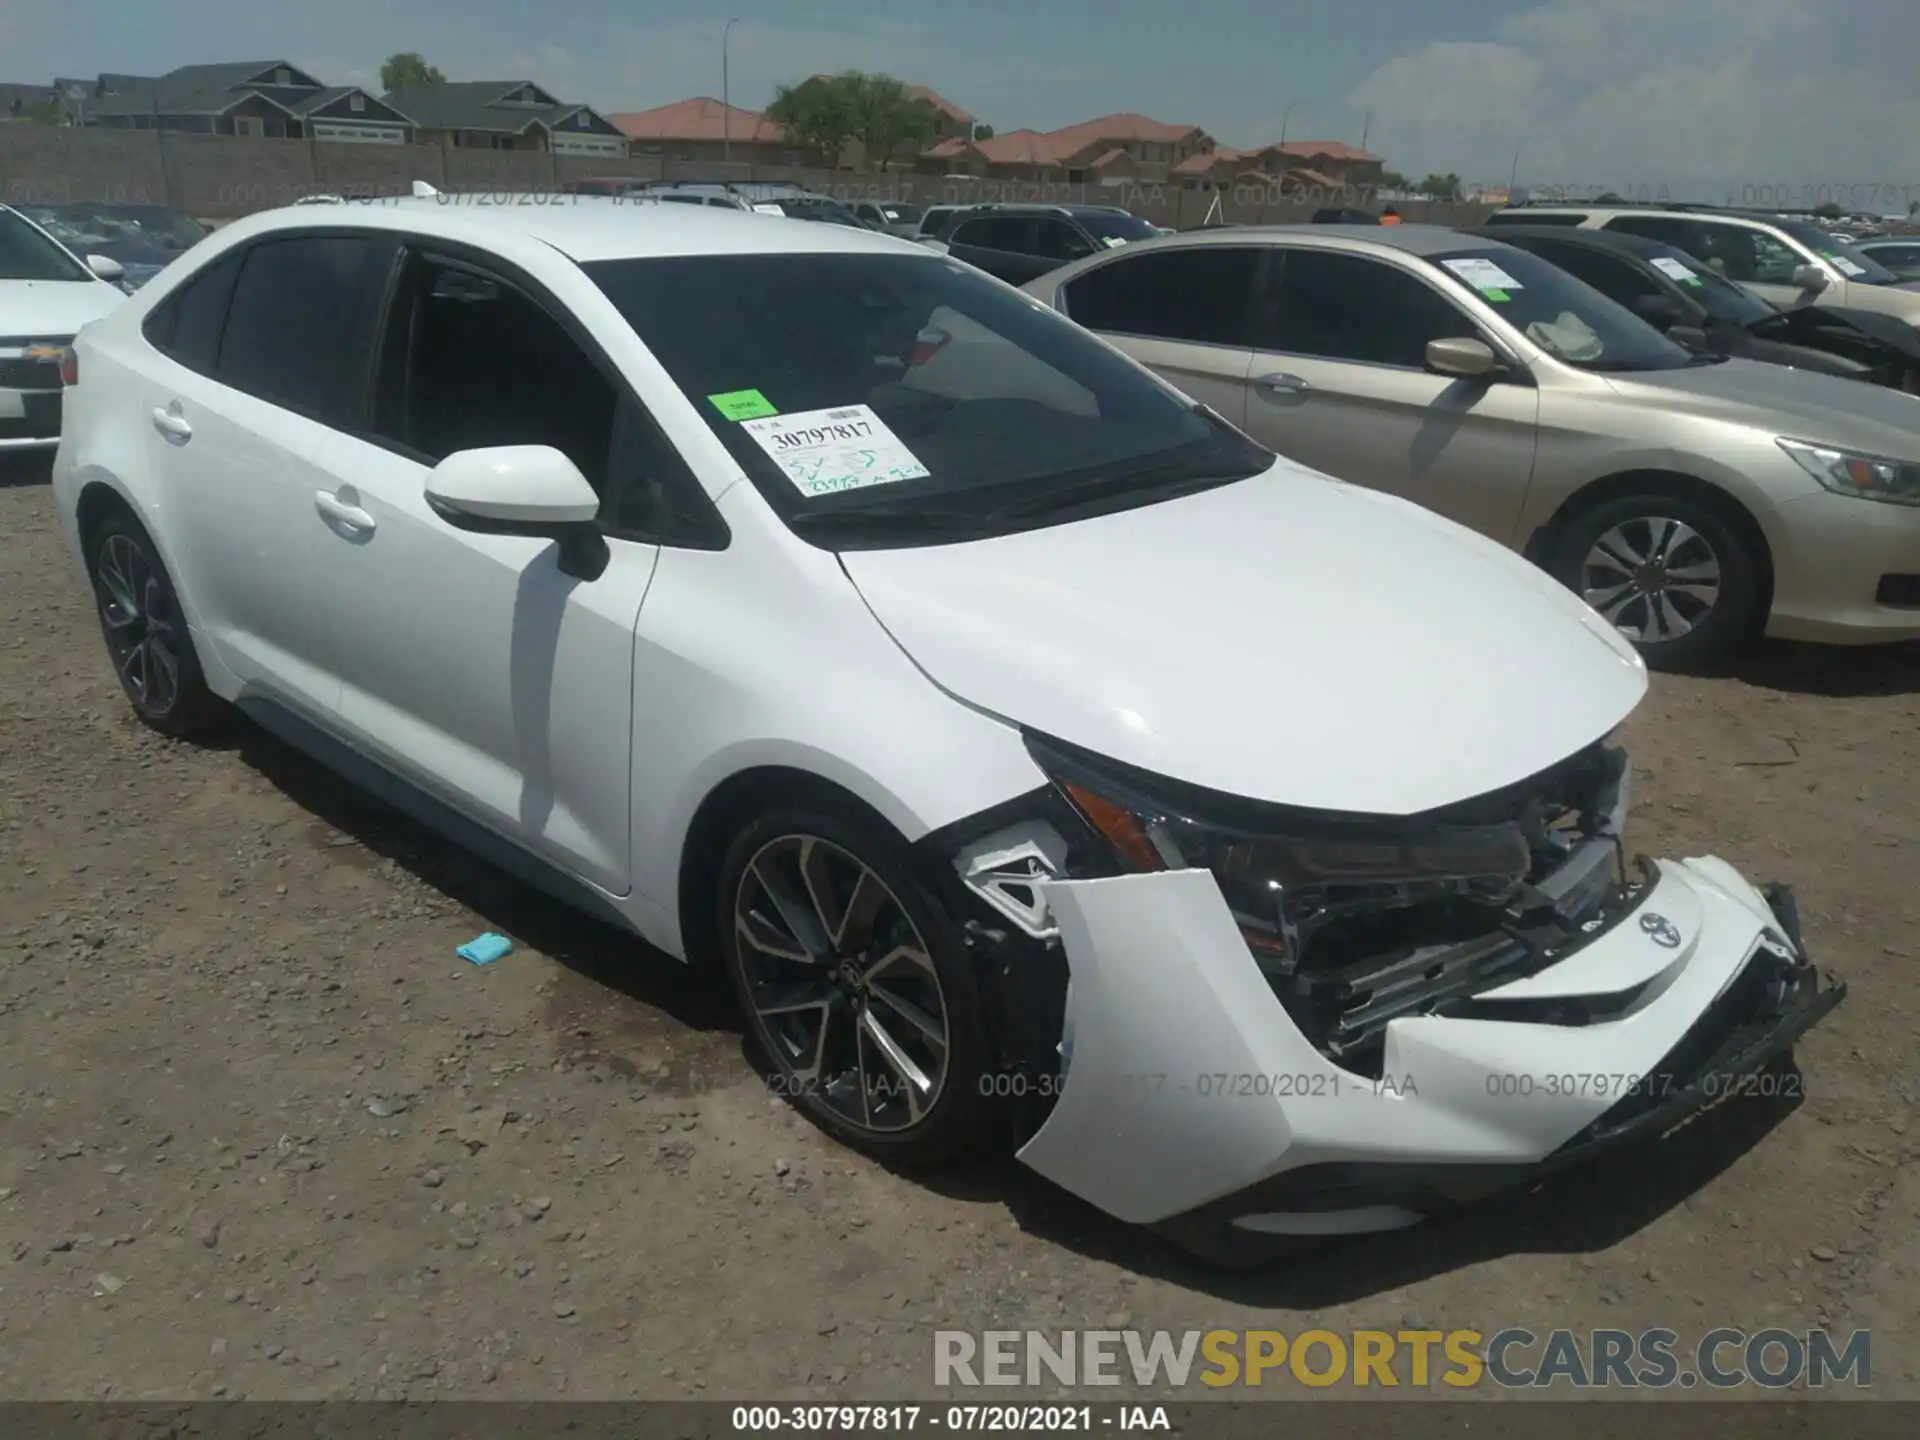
[1017, 856, 1811, 1227]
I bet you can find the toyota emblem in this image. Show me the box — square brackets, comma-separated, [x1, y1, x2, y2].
[1639, 912, 1682, 949]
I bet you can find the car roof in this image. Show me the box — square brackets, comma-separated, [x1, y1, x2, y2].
[1146, 222, 1506, 259]
[1466, 223, 1672, 258]
[203, 194, 929, 264]
[961, 203, 1127, 218]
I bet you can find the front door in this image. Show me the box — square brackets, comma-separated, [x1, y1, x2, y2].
[1054, 243, 1264, 428]
[1241, 246, 1541, 545]
[312, 249, 660, 894]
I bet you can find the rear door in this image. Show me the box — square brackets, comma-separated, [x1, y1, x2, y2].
[137, 231, 398, 719]
[1053, 243, 1265, 426]
[1243, 246, 1542, 543]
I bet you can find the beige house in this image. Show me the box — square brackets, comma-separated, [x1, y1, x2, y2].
[381, 80, 627, 156]
[920, 112, 1210, 185]
[1175, 139, 1386, 191]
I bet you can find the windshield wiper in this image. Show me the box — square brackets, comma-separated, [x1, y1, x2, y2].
[784, 505, 988, 540]
[984, 459, 1255, 526]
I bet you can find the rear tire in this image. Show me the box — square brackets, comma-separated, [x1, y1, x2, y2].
[1550, 490, 1761, 672]
[716, 798, 993, 1168]
[86, 510, 218, 737]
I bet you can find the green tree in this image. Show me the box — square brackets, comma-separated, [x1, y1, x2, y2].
[1377, 168, 1406, 191]
[18, 99, 66, 125]
[380, 52, 446, 93]
[766, 76, 857, 168]
[971, 123, 994, 141]
[768, 71, 936, 170]
[1417, 171, 1462, 199]
[1813, 200, 1844, 220]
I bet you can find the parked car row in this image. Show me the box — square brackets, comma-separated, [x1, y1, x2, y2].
[40, 193, 1848, 1265]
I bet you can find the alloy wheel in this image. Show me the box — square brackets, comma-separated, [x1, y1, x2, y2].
[732, 834, 950, 1134]
[95, 532, 182, 717]
[1580, 516, 1722, 644]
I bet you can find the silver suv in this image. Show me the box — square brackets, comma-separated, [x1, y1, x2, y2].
[1025, 224, 1920, 668]
[1485, 204, 1920, 325]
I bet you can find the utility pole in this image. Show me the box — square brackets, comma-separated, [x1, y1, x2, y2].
[722, 17, 740, 163]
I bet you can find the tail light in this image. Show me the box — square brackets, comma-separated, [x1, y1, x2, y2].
[59, 348, 78, 386]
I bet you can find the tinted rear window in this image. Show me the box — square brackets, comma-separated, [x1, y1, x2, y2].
[215, 235, 397, 428]
[143, 250, 242, 370]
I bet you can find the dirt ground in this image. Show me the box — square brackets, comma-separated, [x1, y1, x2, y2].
[1, 461, 1916, 1404]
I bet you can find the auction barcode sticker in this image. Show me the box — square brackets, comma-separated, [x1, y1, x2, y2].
[740, 403, 931, 497]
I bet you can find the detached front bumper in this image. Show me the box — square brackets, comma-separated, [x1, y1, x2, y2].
[1016, 856, 1844, 1257]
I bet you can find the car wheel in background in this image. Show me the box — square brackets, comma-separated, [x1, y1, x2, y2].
[1550, 490, 1762, 672]
[87, 510, 218, 737]
[717, 800, 992, 1167]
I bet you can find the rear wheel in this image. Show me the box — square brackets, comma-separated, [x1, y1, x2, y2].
[1551, 490, 1762, 671]
[716, 800, 992, 1167]
[87, 511, 217, 737]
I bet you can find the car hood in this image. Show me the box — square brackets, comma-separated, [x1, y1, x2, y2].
[1751, 304, 1920, 362]
[838, 463, 1648, 816]
[0, 278, 123, 336]
[1612, 356, 1920, 459]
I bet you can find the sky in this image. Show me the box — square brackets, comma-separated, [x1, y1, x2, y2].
[5, 0, 1917, 205]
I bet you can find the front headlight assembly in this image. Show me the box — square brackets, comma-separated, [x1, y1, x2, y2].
[1022, 733, 1636, 1068]
[1779, 437, 1920, 506]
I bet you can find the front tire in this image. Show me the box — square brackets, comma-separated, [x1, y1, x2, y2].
[716, 800, 992, 1167]
[1550, 490, 1761, 671]
[87, 511, 218, 737]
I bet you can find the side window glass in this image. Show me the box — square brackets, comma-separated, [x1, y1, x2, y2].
[143, 251, 242, 372]
[1038, 219, 1095, 261]
[1748, 233, 1804, 285]
[1605, 215, 1692, 247]
[1062, 247, 1260, 347]
[215, 235, 396, 427]
[1265, 249, 1475, 367]
[1685, 223, 1756, 280]
[373, 257, 617, 501]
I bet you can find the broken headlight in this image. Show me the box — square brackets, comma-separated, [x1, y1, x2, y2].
[1027, 732, 1625, 977]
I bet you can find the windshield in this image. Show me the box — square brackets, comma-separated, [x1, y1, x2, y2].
[1768, 219, 1900, 284]
[1078, 211, 1158, 245]
[881, 203, 924, 224]
[1639, 243, 1774, 325]
[1428, 245, 1695, 372]
[586, 251, 1271, 544]
[19, 203, 205, 253]
[0, 207, 93, 282]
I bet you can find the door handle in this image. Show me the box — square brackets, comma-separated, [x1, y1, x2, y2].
[1253, 372, 1311, 394]
[313, 490, 376, 532]
[150, 405, 192, 442]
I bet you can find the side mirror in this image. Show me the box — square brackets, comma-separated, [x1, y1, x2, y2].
[1631, 293, 1689, 329]
[1792, 263, 1832, 294]
[424, 445, 607, 578]
[86, 253, 124, 281]
[1425, 336, 1501, 379]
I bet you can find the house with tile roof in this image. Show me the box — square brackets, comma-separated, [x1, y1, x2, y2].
[60, 61, 412, 143]
[381, 79, 626, 156]
[918, 111, 1213, 183]
[607, 97, 801, 165]
[1174, 139, 1386, 191]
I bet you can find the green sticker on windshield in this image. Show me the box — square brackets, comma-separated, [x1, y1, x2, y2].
[708, 388, 778, 421]
[1481, 287, 1510, 302]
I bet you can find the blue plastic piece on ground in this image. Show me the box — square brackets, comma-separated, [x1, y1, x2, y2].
[457, 933, 512, 966]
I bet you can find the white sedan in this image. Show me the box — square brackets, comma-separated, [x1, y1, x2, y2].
[1, 203, 125, 452]
[50, 194, 1842, 1265]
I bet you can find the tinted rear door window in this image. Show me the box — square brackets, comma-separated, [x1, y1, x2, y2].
[1036, 218, 1095, 261]
[953, 217, 1035, 253]
[1062, 246, 1261, 347]
[1264, 249, 1475, 367]
[143, 251, 242, 372]
[1602, 214, 1697, 248]
[215, 234, 398, 428]
[1527, 242, 1662, 304]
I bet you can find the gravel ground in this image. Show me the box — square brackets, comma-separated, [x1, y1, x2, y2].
[1, 461, 1916, 1402]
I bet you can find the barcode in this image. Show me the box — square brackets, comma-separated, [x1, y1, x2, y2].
[825, 408, 863, 421]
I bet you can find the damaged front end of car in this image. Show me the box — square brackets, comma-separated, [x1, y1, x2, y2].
[926, 731, 1846, 1266]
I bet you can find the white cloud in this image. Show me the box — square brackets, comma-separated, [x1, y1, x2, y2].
[1348, 0, 1920, 199]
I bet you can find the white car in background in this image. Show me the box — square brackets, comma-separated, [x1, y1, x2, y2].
[1, 203, 126, 452]
[50, 196, 1842, 1265]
